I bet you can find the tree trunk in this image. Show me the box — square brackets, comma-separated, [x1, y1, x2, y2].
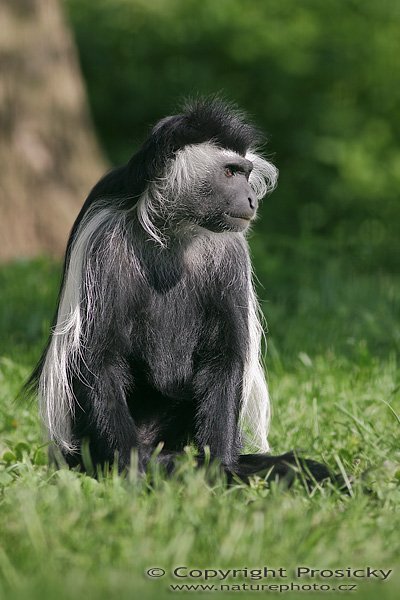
[0, 0, 106, 261]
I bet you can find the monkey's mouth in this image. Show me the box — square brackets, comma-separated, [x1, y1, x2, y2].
[224, 212, 252, 221]
[222, 212, 253, 232]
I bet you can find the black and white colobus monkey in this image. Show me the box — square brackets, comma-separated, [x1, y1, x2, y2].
[27, 98, 331, 483]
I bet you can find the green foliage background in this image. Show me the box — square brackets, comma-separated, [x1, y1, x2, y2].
[63, 0, 400, 361]
[66, 0, 400, 274]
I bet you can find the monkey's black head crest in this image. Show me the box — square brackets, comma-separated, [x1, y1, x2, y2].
[179, 96, 262, 155]
[129, 97, 263, 183]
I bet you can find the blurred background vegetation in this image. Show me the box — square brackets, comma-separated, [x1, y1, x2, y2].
[66, 0, 400, 268]
[66, 0, 400, 358]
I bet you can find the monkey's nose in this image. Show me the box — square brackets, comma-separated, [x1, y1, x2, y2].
[248, 192, 257, 211]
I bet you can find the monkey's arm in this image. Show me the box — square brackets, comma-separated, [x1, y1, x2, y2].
[192, 294, 248, 467]
[193, 357, 243, 467]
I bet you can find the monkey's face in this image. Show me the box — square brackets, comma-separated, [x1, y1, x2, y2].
[161, 142, 276, 235]
[195, 155, 258, 233]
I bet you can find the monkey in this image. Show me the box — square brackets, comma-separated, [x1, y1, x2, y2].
[26, 98, 333, 486]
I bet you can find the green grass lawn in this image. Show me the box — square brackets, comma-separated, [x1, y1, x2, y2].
[0, 258, 399, 600]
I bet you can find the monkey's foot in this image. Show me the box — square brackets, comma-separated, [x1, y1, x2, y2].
[229, 451, 346, 491]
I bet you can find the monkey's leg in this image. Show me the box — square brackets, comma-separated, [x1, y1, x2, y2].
[72, 360, 138, 472]
[139, 450, 345, 492]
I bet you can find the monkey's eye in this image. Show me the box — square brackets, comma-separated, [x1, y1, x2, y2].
[224, 166, 236, 178]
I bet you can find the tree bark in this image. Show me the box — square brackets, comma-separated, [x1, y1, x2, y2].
[0, 0, 106, 261]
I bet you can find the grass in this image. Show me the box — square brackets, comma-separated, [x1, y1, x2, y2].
[0, 256, 399, 600]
